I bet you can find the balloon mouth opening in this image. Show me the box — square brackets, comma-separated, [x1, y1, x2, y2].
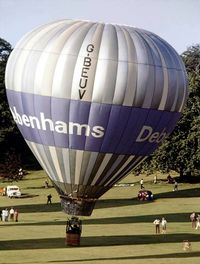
[60, 195, 96, 216]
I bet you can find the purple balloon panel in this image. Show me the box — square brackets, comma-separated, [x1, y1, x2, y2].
[6, 90, 181, 156]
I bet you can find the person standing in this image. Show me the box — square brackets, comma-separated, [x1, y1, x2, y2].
[9, 207, 15, 221]
[18, 168, 23, 179]
[14, 209, 19, 222]
[153, 218, 160, 234]
[140, 179, 144, 189]
[153, 175, 157, 184]
[44, 180, 49, 188]
[190, 212, 197, 228]
[4, 208, 9, 221]
[161, 217, 167, 234]
[2, 209, 6, 221]
[195, 214, 200, 230]
[173, 181, 178, 191]
[47, 194, 52, 204]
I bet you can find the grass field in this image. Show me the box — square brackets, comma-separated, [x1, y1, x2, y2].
[1, 171, 200, 264]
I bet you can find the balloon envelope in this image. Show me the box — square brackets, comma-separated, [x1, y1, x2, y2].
[5, 20, 187, 215]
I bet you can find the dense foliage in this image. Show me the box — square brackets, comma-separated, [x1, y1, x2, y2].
[0, 38, 39, 174]
[0, 38, 14, 145]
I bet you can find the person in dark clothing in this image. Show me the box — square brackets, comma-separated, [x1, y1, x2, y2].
[47, 194, 52, 204]
[14, 209, 19, 222]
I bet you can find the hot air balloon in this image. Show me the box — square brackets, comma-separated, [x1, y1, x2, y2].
[5, 19, 187, 216]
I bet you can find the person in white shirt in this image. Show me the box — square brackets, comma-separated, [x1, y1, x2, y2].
[153, 219, 160, 234]
[2, 209, 6, 221]
[195, 214, 200, 229]
[2, 208, 9, 221]
[9, 207, 15, 221]
[161, 217, 167, 233]
[190, 212, 197, 228]
[140, 179, 144, 189]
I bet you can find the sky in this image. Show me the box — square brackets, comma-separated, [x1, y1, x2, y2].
[0, 0, 200, 54]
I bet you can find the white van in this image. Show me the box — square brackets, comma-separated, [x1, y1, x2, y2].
[6, 185, 21, 198]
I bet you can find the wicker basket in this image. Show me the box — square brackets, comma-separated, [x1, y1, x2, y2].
[66, 233, 81, 246]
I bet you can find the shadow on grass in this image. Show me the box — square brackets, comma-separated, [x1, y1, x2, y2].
[81, 233, 200, 247]
[96, 197, 153, 209]
[3, 202, 62, 213]
[1, 211, 193, 228]
[83, 212, 191, 224]
[155, 187, 200, 199]
[20, 193, 39, 198]
[0, 233, 200, 250]
[0, 198, 148, 214]
[49, 251, 200, 262]
[25, 186, 54, 190]
[0, 212, 193, 227]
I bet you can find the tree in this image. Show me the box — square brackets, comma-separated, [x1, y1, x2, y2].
[0, 38, 39, 171]
[135, 44, 200, 178]
[2, 150, 24, 181]
[0, 38, 15, 146]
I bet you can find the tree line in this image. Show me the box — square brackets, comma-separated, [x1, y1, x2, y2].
[0, 38, 199, 180]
